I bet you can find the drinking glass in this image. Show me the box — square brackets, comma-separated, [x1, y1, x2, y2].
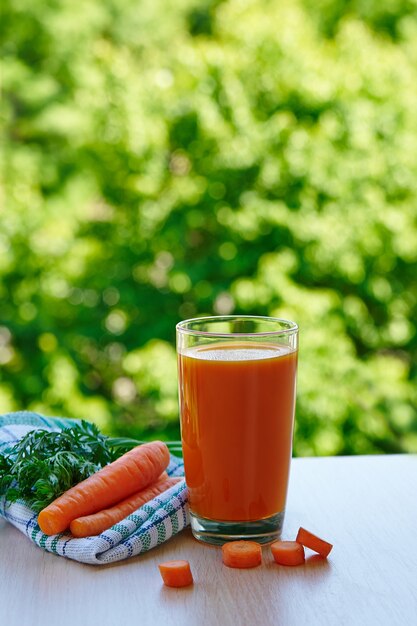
[176, 315, 298, 545]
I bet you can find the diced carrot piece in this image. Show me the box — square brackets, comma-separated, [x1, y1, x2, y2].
[296, 527, 333, 558]
[158, 560, 194, 587]
[271, 540, 305, 566]
[222, 540, 262, 569]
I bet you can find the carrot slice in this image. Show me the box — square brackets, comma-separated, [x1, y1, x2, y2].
[296, 527, 333, 558]
[70, 474, 182, 537]
[222, 540, 262, 569]
[38, 441, 170, 535]
[271, 540, 305, 566]
[159, 560, 194, 587]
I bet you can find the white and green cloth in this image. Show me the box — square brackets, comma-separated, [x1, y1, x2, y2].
[0, 412, 189, 565]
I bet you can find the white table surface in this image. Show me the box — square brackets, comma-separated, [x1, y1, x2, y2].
[1, 455, 416, 626]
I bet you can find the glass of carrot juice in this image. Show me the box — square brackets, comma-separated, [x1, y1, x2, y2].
[176, 315, 298, 545]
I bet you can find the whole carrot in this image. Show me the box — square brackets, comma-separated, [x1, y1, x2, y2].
[69, 474, 183, 537]
[38, 441, 170, 535]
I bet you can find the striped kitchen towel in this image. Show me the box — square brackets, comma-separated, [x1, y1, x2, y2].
[0, 411, 189, 565]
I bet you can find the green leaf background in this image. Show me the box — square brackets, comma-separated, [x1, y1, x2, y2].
[1, 0, 416, 455]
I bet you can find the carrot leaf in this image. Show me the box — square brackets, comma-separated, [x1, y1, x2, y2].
[0, 421, 137, 512]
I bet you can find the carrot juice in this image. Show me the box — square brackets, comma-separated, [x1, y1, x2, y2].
[178, 342, 298, 523]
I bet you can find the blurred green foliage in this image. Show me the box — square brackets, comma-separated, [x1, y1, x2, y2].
[1, 0, 417, 455]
